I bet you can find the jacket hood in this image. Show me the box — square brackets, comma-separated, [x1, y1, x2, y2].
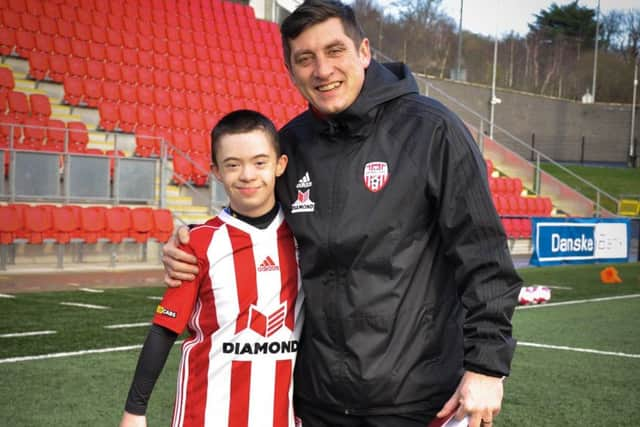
[311, 60, 419, 140]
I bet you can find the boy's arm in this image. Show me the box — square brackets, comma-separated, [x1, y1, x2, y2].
[122, 324, 178, 416]
[119, 411, 147, 427]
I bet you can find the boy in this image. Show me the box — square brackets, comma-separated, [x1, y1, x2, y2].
[119, 110, 304, 427]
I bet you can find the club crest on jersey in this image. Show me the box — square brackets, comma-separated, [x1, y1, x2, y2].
[291, 172, 315, 213]
[363, 161, 389, 192]
[248, 302, 287, 337]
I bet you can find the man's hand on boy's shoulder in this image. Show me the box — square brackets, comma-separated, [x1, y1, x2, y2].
[162, 226, 198, 287]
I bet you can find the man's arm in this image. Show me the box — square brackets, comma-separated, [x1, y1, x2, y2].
[431, 114, 520, 426]
[436, 371, 503, 427]
[162, 226, 198, 287]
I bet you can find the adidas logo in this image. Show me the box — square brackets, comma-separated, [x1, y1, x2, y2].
[257, 256, 279, 272]
[296, 172, 312, 189]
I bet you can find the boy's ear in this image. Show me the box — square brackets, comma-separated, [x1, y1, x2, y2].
[276, 154, 288, 177]
[211, 162, 222, 181]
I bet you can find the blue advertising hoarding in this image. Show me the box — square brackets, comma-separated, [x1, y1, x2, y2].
[530, 217, 631, 266]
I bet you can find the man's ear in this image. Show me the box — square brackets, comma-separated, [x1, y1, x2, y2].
[275, 154, 288, 177]
[358, 37, 372, 68]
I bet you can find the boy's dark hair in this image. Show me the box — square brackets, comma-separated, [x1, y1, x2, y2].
[210, 110, 280, 165]
[280, 0, 365, 69]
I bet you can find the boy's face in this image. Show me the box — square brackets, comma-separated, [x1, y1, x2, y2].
[212, 130, 287, 218]
[287, 17, 371, 115]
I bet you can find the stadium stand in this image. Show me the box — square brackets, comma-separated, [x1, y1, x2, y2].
[0, 0, 562, 270]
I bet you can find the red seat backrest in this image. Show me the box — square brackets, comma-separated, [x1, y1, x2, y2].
[152, 209, 174, 242]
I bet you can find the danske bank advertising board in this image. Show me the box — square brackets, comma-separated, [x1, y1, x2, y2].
[530, 218, 630, 266]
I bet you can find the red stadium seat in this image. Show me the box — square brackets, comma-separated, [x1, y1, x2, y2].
[541, 197, 553, 216]
[0, 67, 15, 92]
[67, 56, 88, 78]
[134, 134, 156, 158]
[153, 89, 171, 109]
[63, 76, 85, 106]
[136, 105, 155, 135]
[151, 209, 174, 242]
[0, 204, 23, 245]
[105, 207, 132, 244]
[45, 119, 66, 152]
[7, 90, 30, 122]
[104, 62, 123, 83]
[80, 206, 107, 244]
[0, 115, 22, 147]
[137, 86, 154, 106]
[67, 121, 89, 152]
[29, 93, 51, 119]
[171, 132, 191, 155]
[0, 27, 16, 56]
[101, 80, 120, 104]
[23, 205, 54, 244]
[99, 102, 119, 131]
[86, 59, 105, 80]
[22, 117, 46, 149]
[118, 103, 138, 133]
[130, 207, 154, 243]
[73, 22, 92, 42]
[83, 78, 103, 108]
[52, 205, 82, 244]
[172, 154, 192, 185]
[14, 30, 36, 58]
[191, 154, 211, 186]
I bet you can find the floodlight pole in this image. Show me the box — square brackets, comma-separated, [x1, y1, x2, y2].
[630, 57, 638, 167]
[591, 0, 601, 102]
[489, 35, 499, 139]
[455, 0, 463, 80]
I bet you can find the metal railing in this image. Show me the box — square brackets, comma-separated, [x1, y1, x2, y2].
[417, 77, 620, 217]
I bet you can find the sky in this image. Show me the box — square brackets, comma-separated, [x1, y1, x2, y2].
[378, 0, 640, 38]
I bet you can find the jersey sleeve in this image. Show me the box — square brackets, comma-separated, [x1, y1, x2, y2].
[153, 242, 204, 335]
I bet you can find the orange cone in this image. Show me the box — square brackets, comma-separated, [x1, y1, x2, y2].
[600, 266, 623, 284]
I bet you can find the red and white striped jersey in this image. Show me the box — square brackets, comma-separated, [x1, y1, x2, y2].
[153, 208, 304, 427]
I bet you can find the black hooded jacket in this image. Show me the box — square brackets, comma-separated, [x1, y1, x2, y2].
[276, 60, 521, 416]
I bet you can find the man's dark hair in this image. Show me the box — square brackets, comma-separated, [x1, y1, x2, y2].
[280, 0, 365, 69]
[210, 110, 280, 165]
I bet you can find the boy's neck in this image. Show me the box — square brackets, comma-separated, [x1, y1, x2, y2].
[225, 203, 279, 230]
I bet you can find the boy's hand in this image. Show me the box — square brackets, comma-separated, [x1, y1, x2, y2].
[119, 411, 147, 427]
[162, 226, 198, 287]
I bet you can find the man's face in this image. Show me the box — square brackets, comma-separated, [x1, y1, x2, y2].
[287, 17, 371, 115]
[212, 130, 287, 217]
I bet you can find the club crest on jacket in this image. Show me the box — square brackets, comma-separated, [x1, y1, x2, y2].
[363, 161, 389, 192]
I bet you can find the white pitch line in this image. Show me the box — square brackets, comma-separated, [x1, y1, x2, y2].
[519, 341, 640, 359]
[0, 341, 184, 364]
[79, 288, 104, 293]
[516, 293, 640, 310]
[147, 296, 162, 300]
[0, 293, 15, 298]
[1, 330, 56, 338]
[104, 322, 151, 329]
[59, 302, 109, 310]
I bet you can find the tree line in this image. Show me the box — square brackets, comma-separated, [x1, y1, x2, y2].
[352, 0, 640, 103]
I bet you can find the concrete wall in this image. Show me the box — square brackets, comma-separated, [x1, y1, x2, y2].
[420, 77, 638, 165]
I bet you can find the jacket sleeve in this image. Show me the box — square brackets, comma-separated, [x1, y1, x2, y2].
[431, 113, 522, 377]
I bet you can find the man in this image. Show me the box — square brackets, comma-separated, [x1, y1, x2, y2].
[163, 2, 521, 426]
[120, 110, 303, 427]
